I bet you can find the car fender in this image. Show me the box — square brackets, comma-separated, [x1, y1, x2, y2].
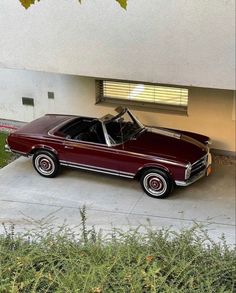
[135, 163, 173, 179]
[29, 144, 59, 156]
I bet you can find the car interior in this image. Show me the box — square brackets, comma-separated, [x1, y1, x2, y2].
[57, 118, 106, 144]
[105, 121, 123, 143]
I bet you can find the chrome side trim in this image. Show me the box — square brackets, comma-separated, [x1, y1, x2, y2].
[62, 137, 108, 148]
[148, 127, 181, 139]
[57, 136, 186, 168]
[10, 149, 28, 156]
[59, 160, 135, 178]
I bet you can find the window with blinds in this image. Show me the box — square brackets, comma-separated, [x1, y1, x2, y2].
[97, 80, 188, 113]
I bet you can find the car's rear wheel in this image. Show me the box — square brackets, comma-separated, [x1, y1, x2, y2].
[140, 169, 173, 198]
[33, 150, 60, 178]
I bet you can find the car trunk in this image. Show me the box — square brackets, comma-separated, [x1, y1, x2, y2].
[13, 114, 75, 136]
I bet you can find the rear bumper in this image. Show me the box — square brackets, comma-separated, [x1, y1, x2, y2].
[5, 144, 27, 156]
[175, 153, 212, 187]
[4, 144, 11, 153]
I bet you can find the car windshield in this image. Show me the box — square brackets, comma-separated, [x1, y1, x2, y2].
[105, 109, 144, 145]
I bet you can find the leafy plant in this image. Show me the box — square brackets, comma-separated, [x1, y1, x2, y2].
[0, 215, 235, 292]
[0, 132, 17, 168]
[18, 0, 128, 10]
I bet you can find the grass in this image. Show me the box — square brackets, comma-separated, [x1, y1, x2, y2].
[0, 208, 235, 293]
[0, 132, 16, 168]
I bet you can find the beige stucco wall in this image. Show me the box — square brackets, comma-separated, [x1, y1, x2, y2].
[0, 0, 235, 90]
[0, 68, 235, 152]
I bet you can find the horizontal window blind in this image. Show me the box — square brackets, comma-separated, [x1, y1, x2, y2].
[100, 81, 188, 108]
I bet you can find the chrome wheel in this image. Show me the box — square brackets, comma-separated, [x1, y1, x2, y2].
[33, 150, 59, 178]
[140, 169, 173, 198]
[143, 173, 167, 197]
[34, 154, 55, 176]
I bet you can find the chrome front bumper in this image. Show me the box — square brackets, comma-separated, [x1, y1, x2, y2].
[175, 153, 212, 187]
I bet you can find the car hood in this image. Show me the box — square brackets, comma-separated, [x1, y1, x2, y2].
[124, 127, 208, 164]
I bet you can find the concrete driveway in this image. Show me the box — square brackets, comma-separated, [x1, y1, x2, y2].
[0, 156, 235, 244]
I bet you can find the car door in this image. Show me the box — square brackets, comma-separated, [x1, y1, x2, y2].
[59, 121, 123, 176]
[113, 143, 146, 176]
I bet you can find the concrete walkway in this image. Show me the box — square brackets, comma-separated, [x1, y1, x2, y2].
[0, 157, 235, 244]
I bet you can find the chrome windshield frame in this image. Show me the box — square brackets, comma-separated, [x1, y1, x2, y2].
[100, 108, 145, 147]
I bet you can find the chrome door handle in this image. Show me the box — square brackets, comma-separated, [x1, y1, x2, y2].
[64, 145, 74, 149]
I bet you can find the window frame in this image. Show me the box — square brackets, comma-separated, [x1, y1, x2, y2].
[96, 79, 189, 115]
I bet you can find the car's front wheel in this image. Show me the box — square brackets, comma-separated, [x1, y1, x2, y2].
[33, 150, 60, 178]
[140, 169, 173, 198]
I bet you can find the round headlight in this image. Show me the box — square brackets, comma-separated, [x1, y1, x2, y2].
[185, 163, 192, 180]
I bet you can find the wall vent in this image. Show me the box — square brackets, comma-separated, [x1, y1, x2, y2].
[22, 97, 34, 106]
[48, 92, 55, 99]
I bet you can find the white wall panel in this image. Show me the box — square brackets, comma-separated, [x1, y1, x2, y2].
[0, 0, 235, 90]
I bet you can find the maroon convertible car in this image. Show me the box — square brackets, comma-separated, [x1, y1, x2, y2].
[6, 107, 212, 198]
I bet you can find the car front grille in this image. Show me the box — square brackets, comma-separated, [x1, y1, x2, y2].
[190, 155, 207, 177]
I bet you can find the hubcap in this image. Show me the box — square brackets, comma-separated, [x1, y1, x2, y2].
[149, 177, 163, 190]
[35, 154, 55, 176]
[143, 173, 167, 197]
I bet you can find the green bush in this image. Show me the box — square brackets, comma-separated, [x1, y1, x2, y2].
[0, 132, 17, 168]
[0, 209, 235, 292]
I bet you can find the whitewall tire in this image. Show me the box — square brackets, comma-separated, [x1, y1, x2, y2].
[140, 169, 173, 198]
[33, 150, 60, 178]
